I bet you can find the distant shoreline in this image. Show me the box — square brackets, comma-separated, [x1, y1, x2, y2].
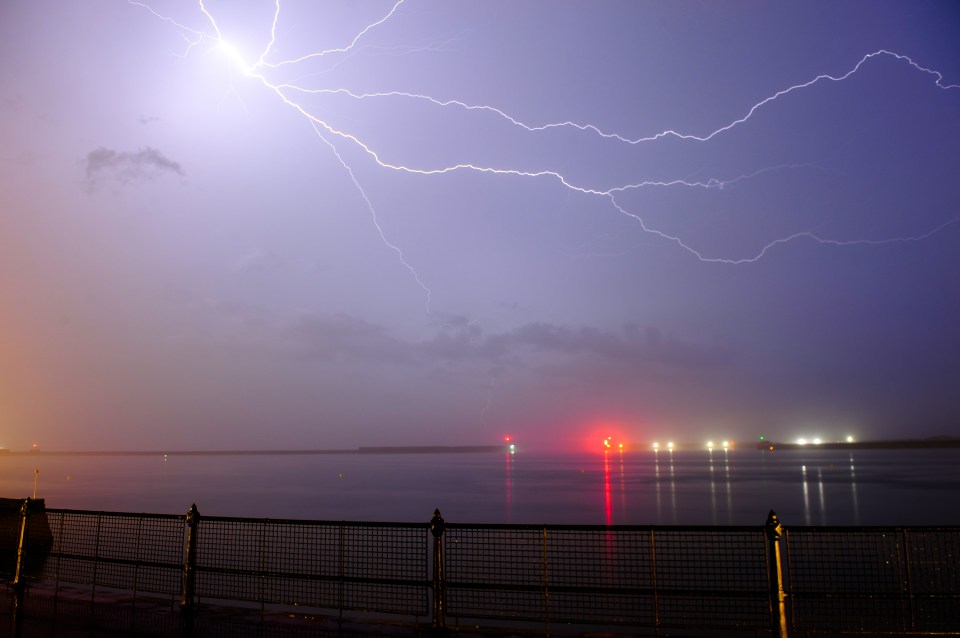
[0, 445, 507, 457]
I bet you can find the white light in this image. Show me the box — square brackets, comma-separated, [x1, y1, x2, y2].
[797, 438, 807, 445]
[215, 40, 254, 75]
[667, 441, 674, 450]
[652, 442, 660, 450]
[706, 441, 714, 450]
[813, 437, 822, 445]
[846, 435, 854, 443]
[721, 440, 729, 449]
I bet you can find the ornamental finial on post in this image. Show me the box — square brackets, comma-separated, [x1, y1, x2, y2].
[430, 508, 445, 538]
[765, 509, 782, 541]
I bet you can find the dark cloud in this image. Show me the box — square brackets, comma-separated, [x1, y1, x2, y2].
[282, 313, 732, 380]
[83, 146, 184, 184]
[284, 312, 414, 364]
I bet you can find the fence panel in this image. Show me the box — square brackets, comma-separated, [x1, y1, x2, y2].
[340, 523, 428, 615]
[903, 528, 960, 633]
[443, 525, 547, 622]
[443, 524, 768, 631]
[35, 509, 184, 597]
[653, 528, 768, 630]
[784, 527, 960, 634]
[785, 528, 909, 633]
[546, 527, 655, 625]
[194, 516, 429, 617]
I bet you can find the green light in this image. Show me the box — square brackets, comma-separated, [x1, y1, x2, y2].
[759, 435, 765, 440]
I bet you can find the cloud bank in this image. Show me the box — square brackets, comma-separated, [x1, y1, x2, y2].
[84, 146, 184, 184]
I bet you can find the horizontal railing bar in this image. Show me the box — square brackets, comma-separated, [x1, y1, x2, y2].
[44, 553, 180, 571]
[446, 581, 767, 597]
[789, 593, 960, 600]
[445, 522, 764, 532]
[195, 566, 428, 587]
[45, 508, 185, 521]
[784, 525, 959, 532]
[199, 515, 429, 528]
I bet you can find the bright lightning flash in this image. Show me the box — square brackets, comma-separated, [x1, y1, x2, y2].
[132, 1, 960, 292]
[213, 40, 254, 76]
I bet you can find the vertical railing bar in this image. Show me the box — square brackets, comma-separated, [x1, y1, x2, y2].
[650, 528, 659, 633]
[782, 527, 791, 633]
[338, 522, 345, 621]
[542, 527, 550, 637]
[901, 528, 914, 632]
[54, 510, 65, 600]
[258, 519, 266, 613]
[133, 515, 143, 604]
[91, 512, 102, 603]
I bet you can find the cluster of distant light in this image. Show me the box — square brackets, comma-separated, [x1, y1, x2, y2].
[653, 439, 734, 452]
[591, 433, 862, 453]
[596, 437, 737, 452]
[602, 435, 625, 451]
[795, 435, 856, 446]
[128, 0, 960, 303]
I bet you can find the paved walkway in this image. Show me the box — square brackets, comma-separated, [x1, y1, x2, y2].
[3, 584, 754, 638]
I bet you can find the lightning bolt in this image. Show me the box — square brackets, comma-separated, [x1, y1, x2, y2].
[131, 1, 959, 293]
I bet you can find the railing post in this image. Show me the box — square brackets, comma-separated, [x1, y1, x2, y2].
[12, 498, 34, 593]
[10, 498, 35, 638]
[181, 503, 200, 613]
[430, 508, 446, 629]
[765, 510, 788, 638]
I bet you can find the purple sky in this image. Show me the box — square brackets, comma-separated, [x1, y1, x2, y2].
[1, 1, 958, 452]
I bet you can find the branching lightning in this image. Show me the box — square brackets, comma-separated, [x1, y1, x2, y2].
[131, 1, 959, 293]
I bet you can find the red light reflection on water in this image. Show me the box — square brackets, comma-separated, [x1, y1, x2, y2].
[603, 451, 612, 525]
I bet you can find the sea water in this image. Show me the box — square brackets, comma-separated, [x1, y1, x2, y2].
[2, 448, 959, 526]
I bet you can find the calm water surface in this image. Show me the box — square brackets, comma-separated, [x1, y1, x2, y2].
[2, 448, 958, 526]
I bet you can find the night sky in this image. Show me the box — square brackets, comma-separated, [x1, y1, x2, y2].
[1, 1, 958, 452]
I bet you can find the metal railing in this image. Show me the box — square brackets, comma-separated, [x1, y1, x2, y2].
[783, 526, 960, 635]
[3, 498, 959, 636]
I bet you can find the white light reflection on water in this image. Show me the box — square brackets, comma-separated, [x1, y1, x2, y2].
[504, 451, 512, 523]
[817, 467, 827, 525]
[849, 453, 860, 525]
[708, 450, 717, 525]
[723, 449, 733, 524]
[801, 464, 811, 525]
[653, 450, 662, 522]
[2, 449, 959, 526]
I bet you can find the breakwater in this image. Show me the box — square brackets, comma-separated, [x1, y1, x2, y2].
[2, 445, 507, 457]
